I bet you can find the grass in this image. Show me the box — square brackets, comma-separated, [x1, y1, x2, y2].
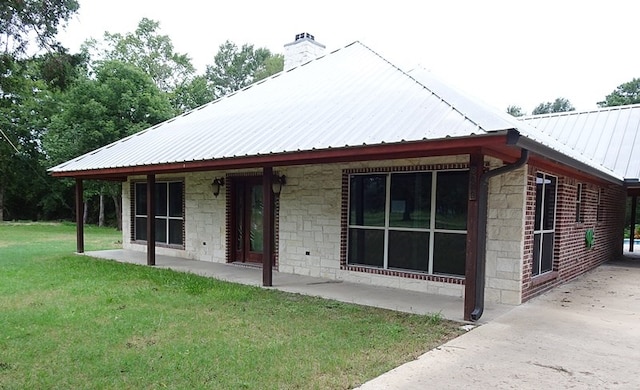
[0, 222, 463, 389]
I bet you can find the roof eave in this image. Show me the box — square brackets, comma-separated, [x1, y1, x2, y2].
[507, 130, 622, 185]
[50, 133, 511, 180]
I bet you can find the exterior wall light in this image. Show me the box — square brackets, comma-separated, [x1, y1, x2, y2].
[211, 177, 225, 197]
[272, 175, 286, 195]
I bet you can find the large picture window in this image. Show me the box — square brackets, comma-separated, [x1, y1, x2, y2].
[348, 170, 468, 276]
[533, 173, 556, 276]
[134, 181, 184, 246]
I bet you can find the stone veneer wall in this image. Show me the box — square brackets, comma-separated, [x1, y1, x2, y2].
[123, 172, 228, 261]
[121, 155, 531, 303]
[484, 158, 527, 305]
[278, 156, 469, 298]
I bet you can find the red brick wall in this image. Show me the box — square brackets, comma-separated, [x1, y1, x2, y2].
[521, 165, 625, 301]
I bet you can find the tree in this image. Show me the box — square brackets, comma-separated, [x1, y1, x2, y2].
[0, 0, 79, 220]
[100, 18, 194, 93]
[532, 97, 575, 115]
[205, 41, 282, 99]
[253, 54, 284, 82]
[506, 105, 525, 117]
[173, 75, 215, 111]
[598, 78, 640, 107]
[0, 0, 79, 55]
[45, 60, 174, 228]
[82, 18, 195, 113]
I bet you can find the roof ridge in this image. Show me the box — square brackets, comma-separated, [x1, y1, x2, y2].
[353, 43, 486, 132]
[522, 102, 640, 120]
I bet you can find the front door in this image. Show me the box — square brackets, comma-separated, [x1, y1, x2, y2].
[232, 177, 267, 264]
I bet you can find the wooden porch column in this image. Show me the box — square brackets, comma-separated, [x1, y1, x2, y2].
[75, 178, 84, 254]
[464, 153, 483, 321]
[262, 167, 274, 287]
[631, 195, 637, 252]
[147, 174, 156, 266]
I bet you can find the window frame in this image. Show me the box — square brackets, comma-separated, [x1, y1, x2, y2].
[532, 172, 557, 277]
[346, 168, 468, 277]
[596, 187, 603, 223]
[575, 183, 583, 223]
[132, 179, 185, 248]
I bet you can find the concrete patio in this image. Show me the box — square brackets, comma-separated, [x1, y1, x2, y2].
[84, 249, 512, 323]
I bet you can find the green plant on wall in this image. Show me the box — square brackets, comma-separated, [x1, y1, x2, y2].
[585, 229, 595, 249]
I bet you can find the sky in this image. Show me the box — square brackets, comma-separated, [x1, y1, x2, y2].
[56, 0, 639, 114]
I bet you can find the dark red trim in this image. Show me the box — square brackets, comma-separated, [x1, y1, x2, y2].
[464, 153, 483, 321]
[75, 179, 84, 253]
[51, 135, 509, 179]
[631, 195, 637, 252]
[262, 167, 273, 287]
[146, 174, 156, 266]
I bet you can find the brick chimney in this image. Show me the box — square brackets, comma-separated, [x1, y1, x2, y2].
[283, 33, 326, 71]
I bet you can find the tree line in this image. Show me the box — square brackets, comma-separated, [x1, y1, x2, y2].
[0, 2, 282, 227]
[2, 2, 638, 226]
[506, 79, 640, 117]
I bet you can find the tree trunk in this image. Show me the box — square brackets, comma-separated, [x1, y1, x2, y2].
[99, 191, 105, 227]
[112, 195, 122, 231]
[83, 199, 89, 225]
[0, 186, 4, 222]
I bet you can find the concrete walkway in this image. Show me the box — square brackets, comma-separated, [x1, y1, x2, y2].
[357, 257, 640, 389]
[84, 249, 511, 323]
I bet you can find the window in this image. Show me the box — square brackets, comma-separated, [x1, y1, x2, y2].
[575, 183, 583, 223]
[348, 170, 468, 276]
[134, 181, 184, 246]
[533, 173, 557, 276]
[597, 188, 603, 222]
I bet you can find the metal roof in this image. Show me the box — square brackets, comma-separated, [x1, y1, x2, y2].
[50, 42, 519, 174]
[521, 104, 640, 181]
[407, 68, 622, 181]
[48, 41, 629, 184]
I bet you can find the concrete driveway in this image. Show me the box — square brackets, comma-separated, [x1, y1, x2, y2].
[357, 259, 640, 389]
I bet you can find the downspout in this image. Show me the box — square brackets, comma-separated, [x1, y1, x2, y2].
[471, 147, 529, 321]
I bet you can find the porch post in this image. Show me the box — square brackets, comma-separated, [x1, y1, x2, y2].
[464, 153, 483, 321]
[147, 174, 156, 266]
[75, 178, 84, 254]
[262, 166, 274, 286]
[631, 195, 637, 252]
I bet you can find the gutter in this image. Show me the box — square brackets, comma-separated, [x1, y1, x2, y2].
[471, 128, 624, 320]
[471, 145, 529, 321]
[506, 130, 621, 185]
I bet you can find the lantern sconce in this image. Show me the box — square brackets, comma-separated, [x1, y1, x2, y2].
[272, 175, 286, 195]
[211, 177, 225, 197]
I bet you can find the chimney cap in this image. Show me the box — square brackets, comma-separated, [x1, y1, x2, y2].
[295, 32, 314, 41]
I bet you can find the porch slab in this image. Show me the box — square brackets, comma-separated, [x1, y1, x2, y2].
[84, 249, 512, 323]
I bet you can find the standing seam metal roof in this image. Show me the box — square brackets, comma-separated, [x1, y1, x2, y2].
[521, 104, 640, 181]
[49, 42, 517, 174]
[49, 41, 632, 184]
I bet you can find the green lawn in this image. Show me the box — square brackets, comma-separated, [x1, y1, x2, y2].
[0, 222, 462, 389]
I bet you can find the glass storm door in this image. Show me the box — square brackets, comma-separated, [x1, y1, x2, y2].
[233, 178, 266, 263]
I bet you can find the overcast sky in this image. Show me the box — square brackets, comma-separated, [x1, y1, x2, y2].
[56, 0, 639, 114]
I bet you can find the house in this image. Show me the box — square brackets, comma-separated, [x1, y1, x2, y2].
[49, 34, 640, 321]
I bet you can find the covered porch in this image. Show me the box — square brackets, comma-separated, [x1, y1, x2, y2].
[83, 249, 512, 323]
